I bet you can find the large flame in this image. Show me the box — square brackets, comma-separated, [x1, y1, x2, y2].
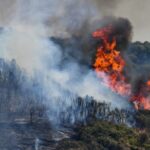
[93, 25, 150, 110]
[93, 25, 131, 96]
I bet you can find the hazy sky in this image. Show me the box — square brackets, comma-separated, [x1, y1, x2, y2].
[115, 0, 150, 42]
[0, 0, 149, 42]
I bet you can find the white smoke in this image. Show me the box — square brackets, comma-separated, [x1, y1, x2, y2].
[0, 23, 61, 75]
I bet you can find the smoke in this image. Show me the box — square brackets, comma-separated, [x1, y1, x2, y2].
[123, 42, 150, 89]
[0, 24, 61, 75]
[0, 0, 121, 37]
[94, 17, 132, 49]
[0, 0, 150, 41]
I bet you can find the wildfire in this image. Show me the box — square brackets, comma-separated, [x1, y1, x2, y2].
[92, 25, 150, 110]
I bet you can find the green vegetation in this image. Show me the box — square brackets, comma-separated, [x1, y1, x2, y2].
[58, 116, 150, 150]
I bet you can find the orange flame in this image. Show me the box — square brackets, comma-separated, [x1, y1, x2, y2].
[131, 81, 150, 110]
[93, 25, 131, 96]
[93, 25, 150, 110]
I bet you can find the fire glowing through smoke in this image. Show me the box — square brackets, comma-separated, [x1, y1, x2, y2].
[93, 25, 150, 110]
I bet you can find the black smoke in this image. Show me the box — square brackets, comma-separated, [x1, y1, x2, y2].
[51, 17, 132, 68]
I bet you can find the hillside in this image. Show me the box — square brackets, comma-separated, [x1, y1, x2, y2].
[57, 118, 150, 150]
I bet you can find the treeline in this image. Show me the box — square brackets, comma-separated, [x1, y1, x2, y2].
[51, 96, 135, 126]
[0, 58, 134, 126]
